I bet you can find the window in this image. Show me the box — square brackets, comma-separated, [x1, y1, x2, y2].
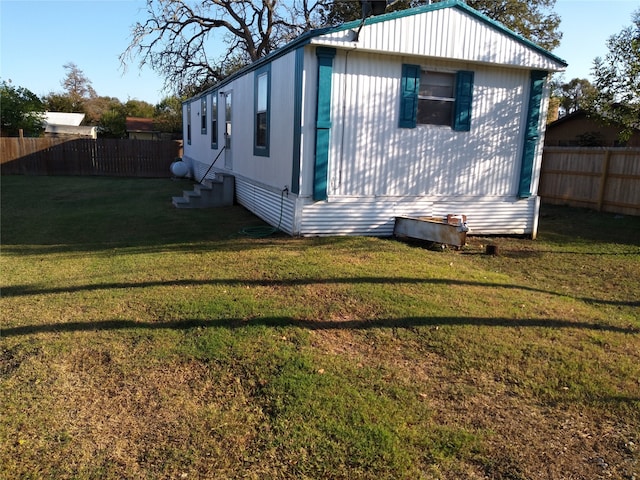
[254, 65, 271, 156]
[417, 71, 455, 126]
[256, 74, 268, 146]
[225, 92, 232, 150]
[187, 103, 191, 145]
[399, 65, 474, 131]
[211, 93, 218, 149]
[201, 97, 207, 134]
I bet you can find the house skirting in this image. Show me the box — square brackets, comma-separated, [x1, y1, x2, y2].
[232, 174, 540, 238]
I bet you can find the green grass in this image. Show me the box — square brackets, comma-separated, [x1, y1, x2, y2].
[1, 176, 639, 479]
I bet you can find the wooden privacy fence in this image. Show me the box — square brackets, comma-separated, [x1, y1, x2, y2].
[539, 147, 640, 216]
[0, 137, 183, 178]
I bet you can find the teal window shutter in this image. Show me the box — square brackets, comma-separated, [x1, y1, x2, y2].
[453, 71, 474, 132]
[399, 64, 420, 128]
[518, 70, 547, 198]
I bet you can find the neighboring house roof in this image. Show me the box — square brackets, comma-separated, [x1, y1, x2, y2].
[545, 110, 640, 147]
[187, 0, 567, 103]
[126, 117, 157, 133]
[43, 112, 85, 127]
[549, 109, 640, 131]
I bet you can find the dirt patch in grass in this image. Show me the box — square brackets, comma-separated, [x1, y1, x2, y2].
[310, 325, 638, 479]
[3, 342, 265, 478]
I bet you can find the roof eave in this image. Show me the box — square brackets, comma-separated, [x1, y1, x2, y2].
[325, 0, 567, 68]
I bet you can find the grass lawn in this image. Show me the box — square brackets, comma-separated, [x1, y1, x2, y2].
[1, 175, 639, 479]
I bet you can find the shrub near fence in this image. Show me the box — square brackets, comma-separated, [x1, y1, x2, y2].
[539, 147, 640, 217]
[0, 138, 183, 178]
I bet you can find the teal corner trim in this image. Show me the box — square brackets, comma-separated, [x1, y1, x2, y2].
[518, 70, 548, 198]
[253, 64, 271, 157]
[291, 48, 304, 195]
[313, 47, 336, 201]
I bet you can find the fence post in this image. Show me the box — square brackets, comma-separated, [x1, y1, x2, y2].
[596, 149, 612, 212]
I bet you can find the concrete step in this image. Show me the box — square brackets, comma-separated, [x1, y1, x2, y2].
[171, 174, 235, 208]
[172, 196, 191, 208]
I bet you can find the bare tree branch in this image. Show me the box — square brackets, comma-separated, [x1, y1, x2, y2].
[122, 0, 562, 96]
[121, 0, 318, 94]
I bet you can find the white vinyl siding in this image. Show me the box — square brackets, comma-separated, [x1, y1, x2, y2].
[312, 6, 565, 72]
[324, 52, 529, 199]
[181, 3, 564, 238]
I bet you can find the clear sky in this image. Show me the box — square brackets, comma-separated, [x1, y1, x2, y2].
[1, 0, 638, 106]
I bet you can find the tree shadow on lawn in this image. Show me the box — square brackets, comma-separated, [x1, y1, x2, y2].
[3, 276, 639, 309]
[2, 313, 638, 338]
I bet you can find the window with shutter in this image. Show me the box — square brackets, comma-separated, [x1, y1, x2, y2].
[400, 65, 474, 131]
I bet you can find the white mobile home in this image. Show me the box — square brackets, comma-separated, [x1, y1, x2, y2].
[181, 0, 567, 237]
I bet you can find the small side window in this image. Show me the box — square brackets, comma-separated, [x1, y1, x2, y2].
[256, 73, 268, 147]
[254, 65, 270, 157]
[187, 103, 191, 145]
[211, 93, 218, 149]
[201, 97, 207, 134]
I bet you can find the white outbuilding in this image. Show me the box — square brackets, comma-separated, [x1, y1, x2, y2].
[43, 112, 97, 139]
[181, 0, 567, 237]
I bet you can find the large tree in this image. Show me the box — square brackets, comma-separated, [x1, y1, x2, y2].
[551, 77, 597, 117]
[0, 80, 45, 137]
[153, 95, 183, 136]
[98, 103, 128, 139]
[43, 63, 97, 115]
[122, 0, 562, 95]
[125, 99, 156, 118]
[121, 0, 322, 94]
[590, 8, 640, 142]
[60, 62, 96, 111]
[83, 96, 123, 125]
[465, 0, 561, 51]
[42, 93, 77, 113]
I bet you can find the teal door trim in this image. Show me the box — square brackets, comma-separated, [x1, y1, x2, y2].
[313, 47, 336, 201]
[291, 47, 304, 195]
[518, 70, 547, 198]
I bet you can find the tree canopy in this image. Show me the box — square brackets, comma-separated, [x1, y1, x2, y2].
[60, 62, 97, 111]
[465, 0, 561, 51]
[154, 96, 184, 135]
[590, 8, 640, 141]
[2, 64, 182, 139]
[551, 77, 597, 117]
[0, 80, 45, 137]
[121, 0, 563, 95]
[43, 63, 96, 117]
